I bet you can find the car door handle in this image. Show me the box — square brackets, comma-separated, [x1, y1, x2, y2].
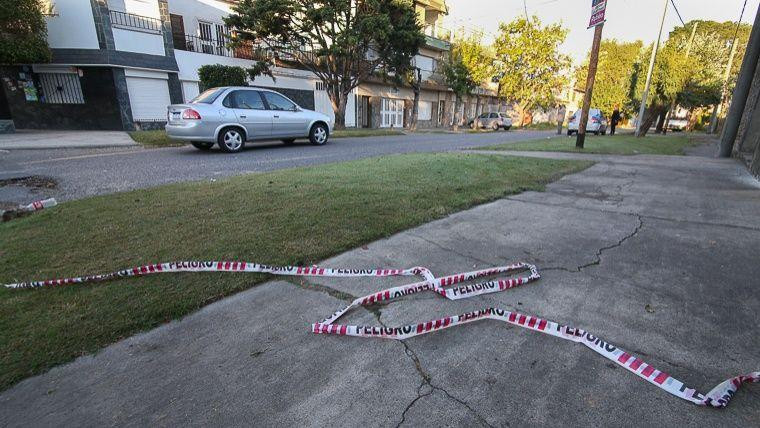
[239, 115, 247, 119]
[273, 115, 280, 118]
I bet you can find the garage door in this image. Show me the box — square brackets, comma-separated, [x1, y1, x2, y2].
[126, 76, 171, 121]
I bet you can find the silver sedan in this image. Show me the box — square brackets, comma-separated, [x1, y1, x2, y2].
[166, 86, 333, 153]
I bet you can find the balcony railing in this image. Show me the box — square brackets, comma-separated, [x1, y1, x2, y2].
[109, 10, 163, 33]
[174, 34, 319, 64]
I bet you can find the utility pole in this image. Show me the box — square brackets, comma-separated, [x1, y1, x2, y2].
[709, 38, 740, 134]
[710, 1, 748, 135]
[635, 0, 669, 137]
[664, 21, 699, 134]
[576, 23, 604, 148]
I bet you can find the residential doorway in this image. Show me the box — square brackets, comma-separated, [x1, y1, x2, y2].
[357, 95, 371, 128]
[381, 98, 404, 128]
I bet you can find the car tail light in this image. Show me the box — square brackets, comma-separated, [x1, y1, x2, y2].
[182, 109, 201, 120]
[591, 117, 600, 123]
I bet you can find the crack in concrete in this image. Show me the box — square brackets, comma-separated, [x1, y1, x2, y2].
[284, 277, 357, 302]
[285, 276, 493, 426]
[507, 197, 760, 232]
[368, 311, 494, 427]
[407, 231, 496, 267]
[543, 214, 644, 274]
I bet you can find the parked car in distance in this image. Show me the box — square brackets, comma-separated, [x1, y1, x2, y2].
[667, 117, 688, 132]
[166, 87, 333, 153]
[469, 112, 513, 131]
[567, 109, 607, 136]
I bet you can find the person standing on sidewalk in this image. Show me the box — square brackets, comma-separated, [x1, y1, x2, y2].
[610, 105, 622, 135]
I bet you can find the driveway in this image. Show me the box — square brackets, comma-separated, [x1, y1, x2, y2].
[2, 144, 758, 426]
[0, 130, 137, 150]
[0, 130, 553, 204]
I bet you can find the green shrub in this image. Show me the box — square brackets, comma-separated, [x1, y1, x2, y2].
[197, 64, 248, 91]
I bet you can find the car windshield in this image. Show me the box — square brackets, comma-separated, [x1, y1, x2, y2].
[190, 88, 226, 104]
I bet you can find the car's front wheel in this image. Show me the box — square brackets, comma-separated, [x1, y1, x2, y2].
[192, 142, 214, 151]
[218, 127, 245, 153]
[504, 126, 511, 131]
[309, 123, 329, 145]
[492, 122, 500, 131]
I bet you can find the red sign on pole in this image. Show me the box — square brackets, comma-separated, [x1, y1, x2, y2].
[589, 0, 607, 28]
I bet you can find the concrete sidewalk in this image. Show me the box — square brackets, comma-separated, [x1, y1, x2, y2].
[1, 148, 759, 426]
[0, 130, 138, 150]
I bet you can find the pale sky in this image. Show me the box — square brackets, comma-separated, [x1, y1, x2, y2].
[443, 0, 760, 65]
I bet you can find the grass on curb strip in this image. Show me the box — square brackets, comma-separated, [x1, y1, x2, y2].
[476, 133, 702, 155]
[0, 153, 592, 391]
[128, 130, 185, 147]
[128, 128, 406, 147]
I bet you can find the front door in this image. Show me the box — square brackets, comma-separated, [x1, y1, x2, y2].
[223, 90, 272, 139]
[381, 98, 404, 128]
[261, 91, 304, 137]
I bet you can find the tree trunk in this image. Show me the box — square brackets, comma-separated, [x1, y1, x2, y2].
[686, 108, 696, 131]
[637, 105, 665, 137]
[655, 108, 668, 134]
[409, 70, 421, 132]
[453, 94, 462, 131]
[328, 91, 348, 130]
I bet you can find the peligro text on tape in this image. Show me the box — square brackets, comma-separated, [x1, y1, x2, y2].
[4, 260, 757, 408]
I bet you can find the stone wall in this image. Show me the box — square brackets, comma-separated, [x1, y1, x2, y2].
[0, 66, 124, 130]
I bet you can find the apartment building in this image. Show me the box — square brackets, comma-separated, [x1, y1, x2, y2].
[0, 0, 353, 131]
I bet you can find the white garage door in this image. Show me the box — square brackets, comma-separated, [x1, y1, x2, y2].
[126, 75, 171, 121]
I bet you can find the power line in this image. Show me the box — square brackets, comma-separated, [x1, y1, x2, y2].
[669, 0, 686, 26]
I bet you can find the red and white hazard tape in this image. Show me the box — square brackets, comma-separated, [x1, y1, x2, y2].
[3, 260, 757, 408]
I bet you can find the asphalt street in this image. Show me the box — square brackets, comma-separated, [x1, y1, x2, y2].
[0, 130, 553, 203]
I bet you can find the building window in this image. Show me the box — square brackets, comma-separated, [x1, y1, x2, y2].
[38, 73, 85, 104]
[418, 101, 432, 121]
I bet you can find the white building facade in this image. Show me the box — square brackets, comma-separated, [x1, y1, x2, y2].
[0, 0, 353, 131]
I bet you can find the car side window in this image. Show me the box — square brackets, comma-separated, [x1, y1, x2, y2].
[225, 91, 266, 110]
[490, 113, 499, 119]
[479, 113, 488, 118]
[262, 92, 297, 111]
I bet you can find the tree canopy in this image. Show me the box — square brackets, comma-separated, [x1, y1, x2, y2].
[493, 16, 570, 125]
[451, 31, 494, 87]
[225, 0, 424, 128]
[575, 39, 642, 116]
[0, 0, 51, 64]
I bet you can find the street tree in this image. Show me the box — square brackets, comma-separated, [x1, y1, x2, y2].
[442, 48, 476, 131]
[452, 31, 495, 116]
[225, 0, 424, 129]
[493, 16, 570, 126]
[575, 40, 643, 117]
[630, 20, 751, 136]
[0, 0, 51, 64]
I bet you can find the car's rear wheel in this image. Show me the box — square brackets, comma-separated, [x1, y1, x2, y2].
[218, 127, 245, 153]
[192, 142, 214, 151]
[492, 122, 500, 131]
[309, 123, 329, 145]
[504, 126, 511, 131]
[282, 139, 296, 145]
[567, 130, 574, 136]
